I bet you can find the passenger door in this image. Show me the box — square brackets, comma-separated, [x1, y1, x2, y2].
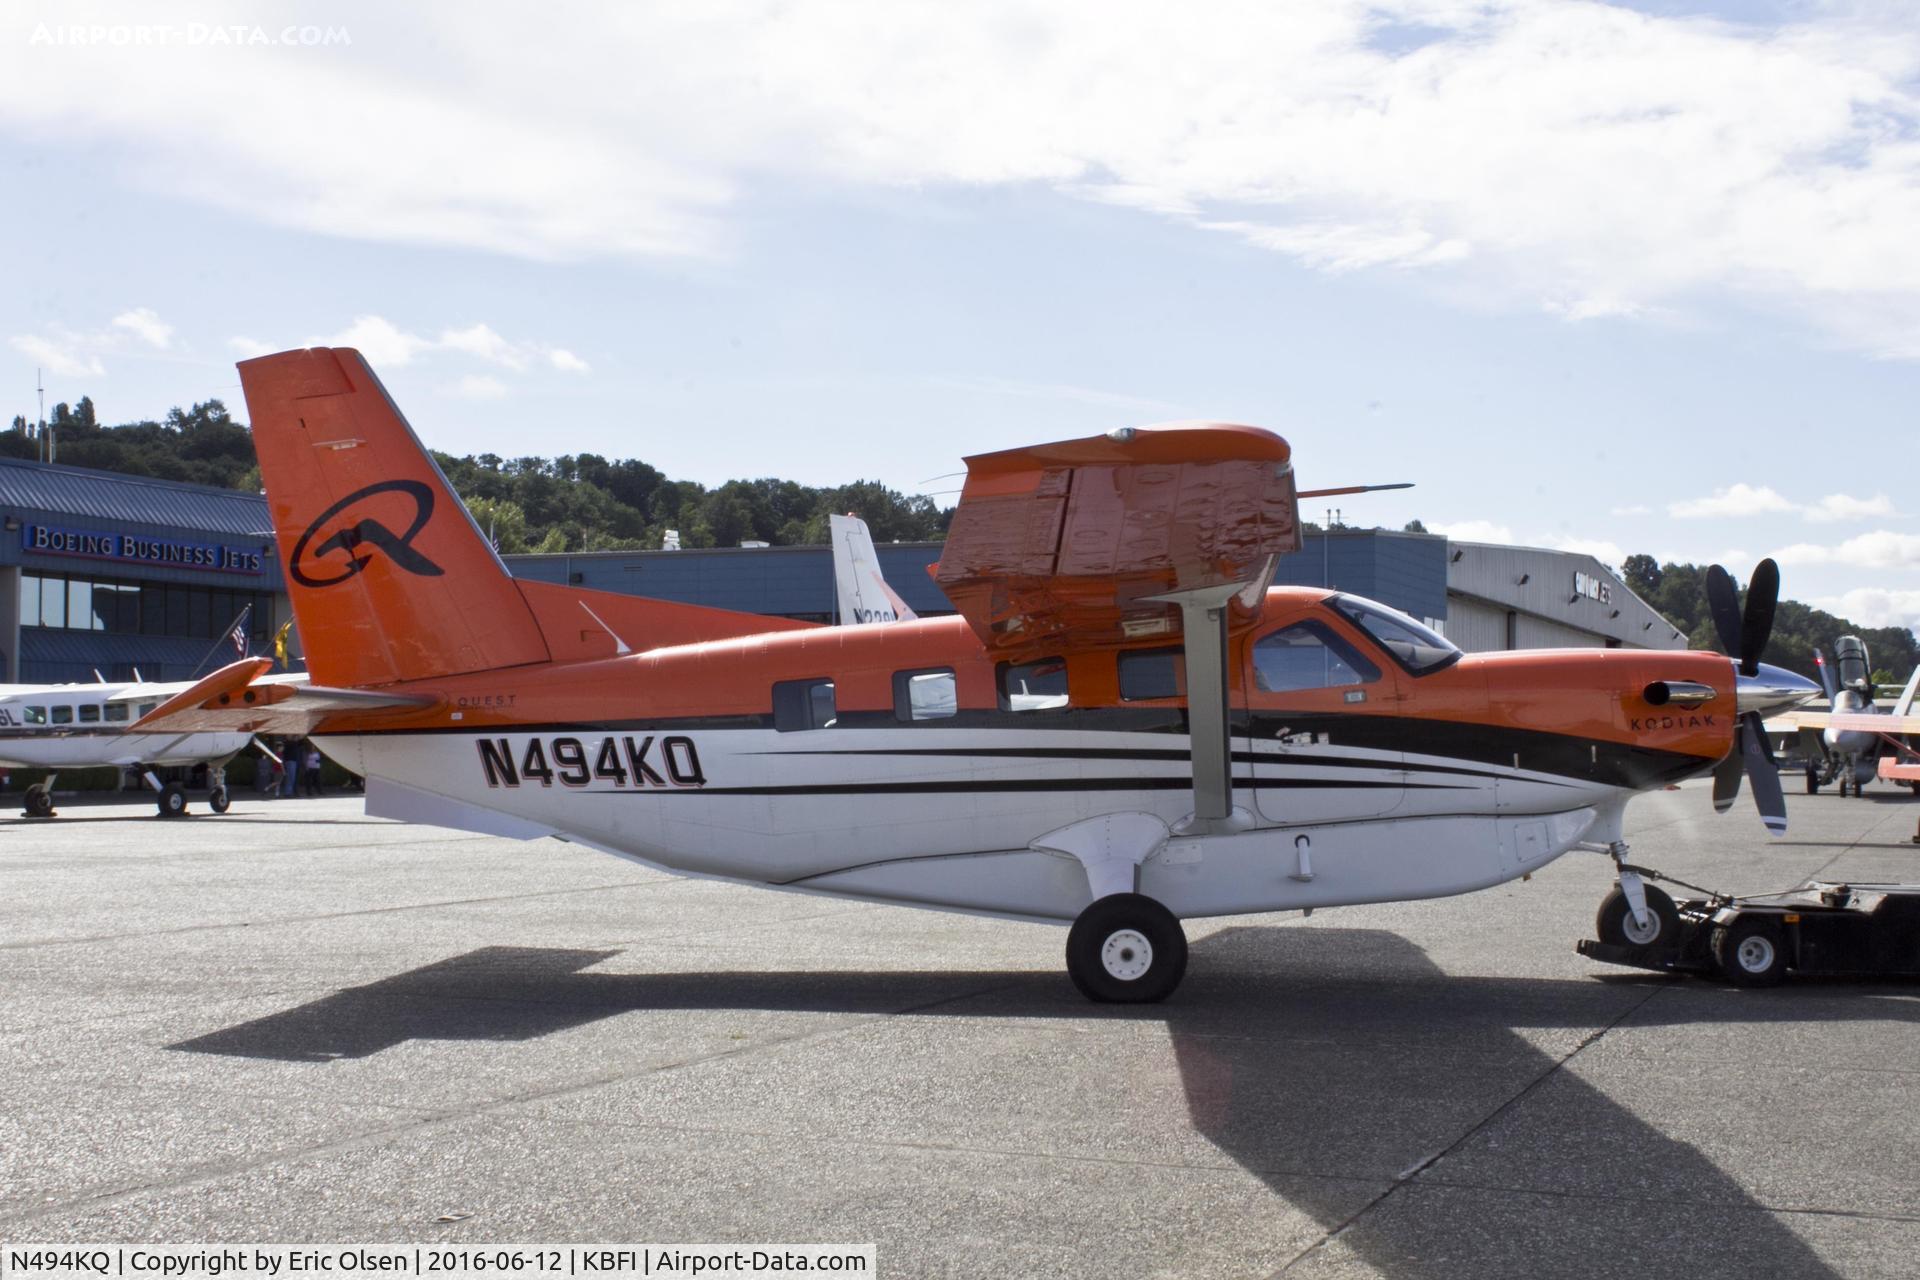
[1244, 619, 1404, 823]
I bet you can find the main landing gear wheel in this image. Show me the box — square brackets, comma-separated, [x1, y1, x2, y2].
[1806, 763, 1820, 795]
[24, 787, 54, 819]
[1838, 774, 1851, 798]
[1713, 918, 1789, 988]
[208, 787, 231, 814]
[157, 782, 188, 818]
[1595, 884, 1680, 949]
[1066, 893, 1188, 1004]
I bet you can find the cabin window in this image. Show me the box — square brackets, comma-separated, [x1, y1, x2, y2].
[999, 658, 1069, 712]
[773, 678, 837, 732]
[78, 705, 100, 723]
[137, 703, 157, 719]
[105, 703, 129, 723]
[1118, 647, 1183, 701]
[1252, 622, 1381, 693]
[1329, 595, 1461, 675]
[51, 706, 73, 725]
[24, 706, 47, 725]
[893, 668, 957, 721]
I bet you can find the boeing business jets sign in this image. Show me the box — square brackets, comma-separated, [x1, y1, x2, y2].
[23, 523, 265, 574]
[1572, 570, 1612, 605]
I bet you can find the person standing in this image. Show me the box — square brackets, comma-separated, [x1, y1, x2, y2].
[302, 743, 323, 797]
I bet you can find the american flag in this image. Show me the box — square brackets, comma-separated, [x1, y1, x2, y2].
[229, 605, 252, 658]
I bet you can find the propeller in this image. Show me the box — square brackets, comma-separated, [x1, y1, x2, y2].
[1704, 558, 1789, 836]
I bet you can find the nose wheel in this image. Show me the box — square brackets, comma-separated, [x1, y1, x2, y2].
[1066, 893, 1189, 1003]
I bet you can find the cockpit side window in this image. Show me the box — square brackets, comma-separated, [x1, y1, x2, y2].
[1252, 621, 1381, 693]
[1329, 596, 1461, 676]
[24, 705, 47, 725]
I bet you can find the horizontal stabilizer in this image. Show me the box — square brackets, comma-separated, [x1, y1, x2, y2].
[132, 657, 433, 736]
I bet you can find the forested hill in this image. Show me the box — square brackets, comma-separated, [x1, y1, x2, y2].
[1624, 556, 1917, 687]
[7, 398, 1915, 675]
[7, 396, 951, 552]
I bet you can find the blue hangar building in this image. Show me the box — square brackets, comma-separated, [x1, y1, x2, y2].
[0, 459, 286, 684]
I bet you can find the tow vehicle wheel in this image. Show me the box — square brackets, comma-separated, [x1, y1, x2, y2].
[208, 787, 231, 814]
[1806, 764, 1820, 795]
[157, 782, 188, 818]
[1713, 917, 1788, 988]
[1910, 781, 1920, 797]
[1595, 884, 1680, 949]
[24, 788, 54, 818]
[1066, 893, 1188, 1004]
[1838, 774, 1850, 797]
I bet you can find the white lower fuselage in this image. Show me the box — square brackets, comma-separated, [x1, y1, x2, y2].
[323, 726, 1627, 921]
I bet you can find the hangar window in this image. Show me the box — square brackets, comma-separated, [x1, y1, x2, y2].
[773, 678, 837, 732]
[51, 706, 73, 726]
[104, 703, 129, 723]
[893, 668, 957, 721]
[999, 658, 1069, 712]
[24, 706, 46, 725]
[79, 705, 100, 724]
[1118, 647, 1183, 701]
[1253, 622, 1381, 693]
[20, 574, 273, 640]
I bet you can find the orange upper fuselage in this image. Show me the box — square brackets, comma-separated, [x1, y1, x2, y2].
[319, 586, 1735, 789]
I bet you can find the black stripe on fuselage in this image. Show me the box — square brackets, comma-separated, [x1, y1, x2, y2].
[349, 707, 1714, 790]
[609, 775, 1475, 797]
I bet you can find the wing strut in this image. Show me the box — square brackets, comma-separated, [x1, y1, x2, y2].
[1148, 582, 1255, 833]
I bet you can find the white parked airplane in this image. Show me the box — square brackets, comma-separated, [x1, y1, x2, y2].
[138, 346, 1819, 1001]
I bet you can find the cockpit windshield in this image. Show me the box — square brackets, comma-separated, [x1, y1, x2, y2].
[1329, 595, 1461, 675]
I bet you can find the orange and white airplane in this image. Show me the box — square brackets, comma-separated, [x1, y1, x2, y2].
[134, 347, 1818, 1001]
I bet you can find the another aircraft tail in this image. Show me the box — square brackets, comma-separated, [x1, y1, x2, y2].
[830, 513, 917, 625]
[239, 347, 552, 688]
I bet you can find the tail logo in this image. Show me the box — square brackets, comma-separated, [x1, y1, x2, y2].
[290, 480, 446, 587]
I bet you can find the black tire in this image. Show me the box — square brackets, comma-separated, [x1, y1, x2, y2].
[1713, 916, 1789, 988]
[157, 782, 188, 818]
[1806, 764, 1819, 795]
[1839, 774, 1850, 797]
[1594, 884, 1680, 950]
[1066, 893, 1188, 1004]
[24, 789, 54, 819]
[1910, 781, 1919, 797]
[208, 787, 231, 815]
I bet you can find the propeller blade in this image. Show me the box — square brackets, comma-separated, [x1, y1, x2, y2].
[1704, 564, 1743, 660]
[1739, 558, 1780, 677]
[1713, 734, 1744, 813]
[1741, 710, 1787, 836]
[1814, 647, 1840, 703]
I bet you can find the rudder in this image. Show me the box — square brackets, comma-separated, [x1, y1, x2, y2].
[239, 347, 550, 688]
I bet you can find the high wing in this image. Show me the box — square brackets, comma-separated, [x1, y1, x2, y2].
[131, 657, 433, 736]
[931, 422, 1299, 661]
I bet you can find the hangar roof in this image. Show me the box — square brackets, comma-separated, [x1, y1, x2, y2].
[0, 457, 270, 537]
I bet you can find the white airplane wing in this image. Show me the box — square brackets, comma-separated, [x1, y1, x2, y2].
[132, 657, 431, 735]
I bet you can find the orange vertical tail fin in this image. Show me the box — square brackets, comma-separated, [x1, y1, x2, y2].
[238, 347, 551, 688]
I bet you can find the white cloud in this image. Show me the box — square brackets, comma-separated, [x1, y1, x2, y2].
[1805, 492, 1898, 523]
[1772, 530, 1920, 568]
[1429, 519, 1515, 544]
[1809, 588, 1920, 633]
[9, 332, 104, 378]
[445, 374, 509, 401]
[1670, 484, 1799, 519]
[8, 3, 1920, 357]
[313, 315, 587, 379]
[548, 348, 591, 374]
[110, 307, 173, 349]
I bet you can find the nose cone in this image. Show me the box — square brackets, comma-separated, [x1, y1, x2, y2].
[1736, 662, 1821, 716]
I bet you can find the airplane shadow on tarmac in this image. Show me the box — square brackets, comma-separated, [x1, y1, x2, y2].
[166, 928, 1918, 1277]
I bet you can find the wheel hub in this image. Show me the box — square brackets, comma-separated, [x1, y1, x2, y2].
[1622, 907, 1662, 946]
[1736, 934, 1775, 973]
[1100, 929, 1153, 981]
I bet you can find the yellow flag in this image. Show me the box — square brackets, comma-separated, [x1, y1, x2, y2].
[273, 619, 294, 666]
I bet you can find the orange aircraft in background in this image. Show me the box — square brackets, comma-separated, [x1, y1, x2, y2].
[136, 347, 1818, 1001]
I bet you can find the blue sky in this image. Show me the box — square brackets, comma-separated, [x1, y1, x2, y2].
[3, 1, 1918, 634]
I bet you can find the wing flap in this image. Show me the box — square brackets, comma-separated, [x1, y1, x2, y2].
[932, 424, 1299, 659]
[132, 657, 433, 735]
